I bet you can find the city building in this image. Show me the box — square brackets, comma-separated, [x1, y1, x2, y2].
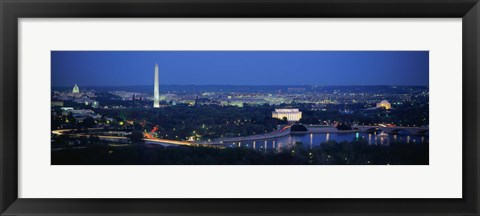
[61, 107, 74, 112]
[61, 108, 102, 122]
[272, 108, 302, 122]
[224, 98, 269, 107]
[51, 101, 64, 107]
[91, 101, 99, 108]
[287, 87, 306, 93]
[109, 91, 144, 100]
[376, 100, 392, 109]
[339, 109, 354, 114]
[194, 97, 220, 106]
[153, 63, 160, 108]
[72, 84, 80, 93]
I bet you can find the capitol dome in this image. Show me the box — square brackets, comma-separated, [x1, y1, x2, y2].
[72, 84, 80, 94]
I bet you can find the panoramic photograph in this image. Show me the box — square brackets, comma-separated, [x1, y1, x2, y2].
[51, 51, 429, 165]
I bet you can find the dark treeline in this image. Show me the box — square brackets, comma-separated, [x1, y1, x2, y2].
[296, 102, 428, 127]
[52, 139, 428, 165]
[95, 104, 288, 140]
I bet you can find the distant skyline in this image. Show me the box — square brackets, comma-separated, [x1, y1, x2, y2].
[51, 51, 429, 87]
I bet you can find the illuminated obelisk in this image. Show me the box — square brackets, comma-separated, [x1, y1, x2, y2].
[153, 63, 160, 108]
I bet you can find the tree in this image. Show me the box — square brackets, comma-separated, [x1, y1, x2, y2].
[291, 124, 308, 131]
[67, 112, 76, 124]
[82, 117, 96, 128]
[336, 123, 352, 130]
[129, 131, 145, 145]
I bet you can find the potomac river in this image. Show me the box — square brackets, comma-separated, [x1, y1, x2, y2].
[198, 125, 429, 151]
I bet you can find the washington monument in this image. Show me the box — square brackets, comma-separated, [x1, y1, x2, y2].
[153, 63, 160, 108]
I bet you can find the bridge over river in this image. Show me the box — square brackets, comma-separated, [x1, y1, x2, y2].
[195, 125, 428, 146]
[195, 125, 292, 146]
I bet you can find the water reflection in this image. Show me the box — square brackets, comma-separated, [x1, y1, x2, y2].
[227, 132, 428, 152]
[309, 133, 313, 149]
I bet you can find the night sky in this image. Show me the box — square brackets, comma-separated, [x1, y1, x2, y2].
[51, 51, 429, 87]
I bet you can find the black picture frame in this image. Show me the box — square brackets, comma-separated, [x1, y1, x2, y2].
[1, 0, 479, 215]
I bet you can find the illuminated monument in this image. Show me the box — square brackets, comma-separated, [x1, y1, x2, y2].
[153, 63, 160, 108]
[376, 100, 392, 110]
[272, 109, 302, 122]
[72, 84, 80, 93]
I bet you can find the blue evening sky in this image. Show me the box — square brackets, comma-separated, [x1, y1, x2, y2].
[51, 51, 428, 87]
